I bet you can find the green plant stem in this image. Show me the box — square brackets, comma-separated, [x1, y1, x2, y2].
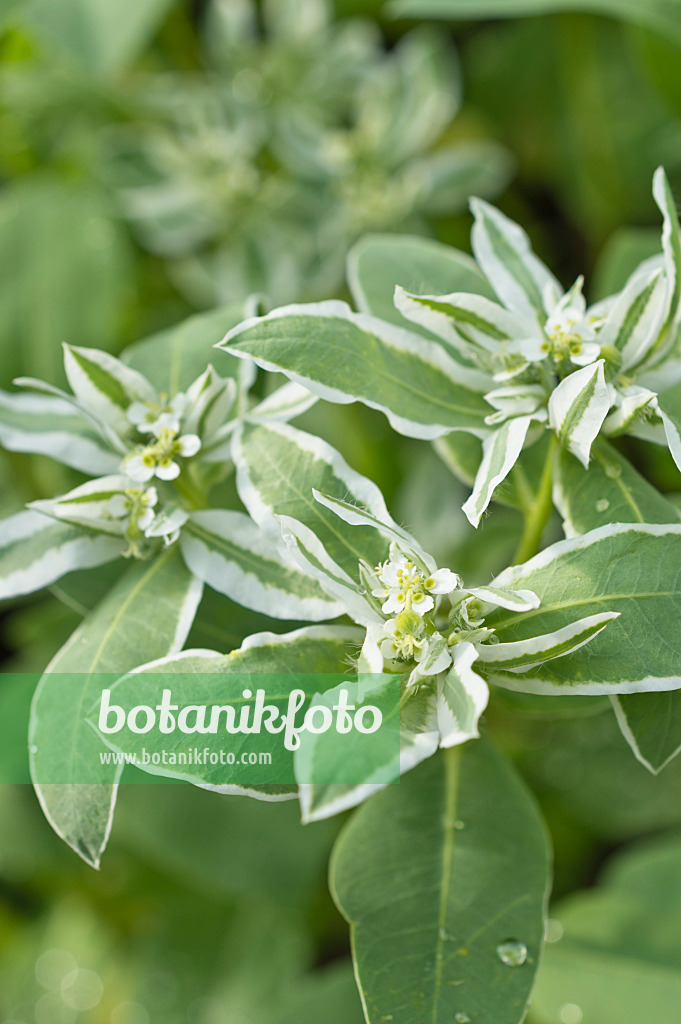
[512, 435, 557, 565]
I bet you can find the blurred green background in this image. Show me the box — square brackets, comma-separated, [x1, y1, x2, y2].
[3, 1, 681, 1021]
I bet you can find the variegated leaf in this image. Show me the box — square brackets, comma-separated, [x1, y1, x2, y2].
[548, 360, 611, 467]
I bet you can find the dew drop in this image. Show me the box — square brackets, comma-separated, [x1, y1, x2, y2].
[545, 918, 564, 943]
[30, 745, 38, 755]
[559, 1004, 583, 1024]
[595, 498, 610, 513]
[604, 462, 622, 479]
[455, 1014, 471, 1023]
[496, 939, 528, 967]
[380, 1016, 393, 1022]
[454, 820, 465, 830]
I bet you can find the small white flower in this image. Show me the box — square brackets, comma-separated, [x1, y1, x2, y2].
[127, 392, 188, 436]
[374, 552, 460, 614]
[124, 428, 201, 482]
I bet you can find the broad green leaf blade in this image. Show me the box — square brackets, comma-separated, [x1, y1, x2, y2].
[93, 625, 360, 801]
[553, 441, 681, 538]
[531, 833, 681, 1024]
[462, 415, 533, 527]
[388, 0, 681, 46]
[347, 234, 496, 332]
[29, 548, 203, 868]
[219, 302, 492, 440]
[487, 524, 681, 694]
[25, 0, 174, 76]
[123, 302, 248, 393]
[180, 509, 341, 621]
[470, 196, 562, 319]
[611, 692, 681, 773]
[548, 360, 611, 467]
[0, 390, 120, 475]
[0, 510, 125, 600]
[63, 344, 156, 433]
[330, 742, 550, 1024]
[233, 420, 389, 576]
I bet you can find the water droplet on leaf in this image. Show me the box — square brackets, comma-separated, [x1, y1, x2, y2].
[595, 498, 609, 512]
[496, 939, 528, 967]
[454, 820, 465, 830]
[604, 462, 622, 479]
[559, 1004, 583, 1024]
[455, 1014, 471, 1023]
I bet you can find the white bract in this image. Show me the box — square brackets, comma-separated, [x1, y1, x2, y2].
[396, 168, 681, 525]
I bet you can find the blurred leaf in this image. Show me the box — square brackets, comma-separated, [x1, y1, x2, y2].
[24, 0, 175, 76]
[115, 783, 338, 908]
[271, 962, 364, 1024]
[123, 303, 248, 394]
[612, 692, 681, 774]
[331, 743, 550, 1024]
[531, 832, 681, 1023]
[348, 233, 495, 332]
[592, 227, 662, 299]
[0, 178, 131, 388]
[390, 0, 681, 45]
[30, 549, 203, 868]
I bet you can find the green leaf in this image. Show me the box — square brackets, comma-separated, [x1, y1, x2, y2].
[123, 302, 249, 394]
[0, 390, 120, 475]
[29, 548, 203, 867]
[462, 416, 534, 527]
[611, 691, 681, 773]
[548, 360, 611, 467]
[531, 832, 681, 1024]
[180, 509, 341, 621]
[63, 344, 156, 433]
[233, 420, 389, 576]
[25, 0, 175, 76]
[657, 378, 681, 473]
[553, 440, 681, 537]
[271, 963, 365, 1024]
[220, 302, 492, 440]
[653, 165, 681, 342]
[330, 742, 550, 1024]
[0, 510, 125, 601]
[93, 625, 360, 801]
[347, 234, 495, 333]
[388, 0, 681, 47]
[470, 196, 562, 319]
[486, 524, 681, 694]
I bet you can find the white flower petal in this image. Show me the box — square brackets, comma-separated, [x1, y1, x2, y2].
[179, 433, 202, 457]
[125, 455, 155, 482]
[155, 459, 181, 481]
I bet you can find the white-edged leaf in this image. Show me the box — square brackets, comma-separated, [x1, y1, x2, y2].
[299, 679, 440, 823]
[486, 524, 681, 694]
[63, 343, 156, 432]
[92, 624, 360, 803]
[14, 375, 128, 453]
[218, 301, 492, 440]
[548, 359, 611, 467]
[0, 509, 125, 600]
[653, 166, 681, 343]
[597, 266, 667, 372]
[657, 387, 681, 473]
[395, 286, 532, 359]
[436, 642, 489, 747]
[471, 195, 563, 318]
[232, 420, 389, 576]
[462, 414, 534, 526]
[180, 509, 342, 621]
[466, 585, 540, 611]
[476, 612, 619, 671]
[276, 515, 376, 626]
[29, 475, 130, 535]
[0, 390, 120, 474]
[312, 490, 435, 571]
[611, 691, 681, 774]
[30, 549, 203, 867]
